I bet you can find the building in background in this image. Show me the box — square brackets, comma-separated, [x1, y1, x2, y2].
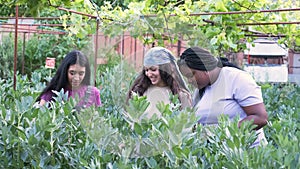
[243, 38, 289, 83]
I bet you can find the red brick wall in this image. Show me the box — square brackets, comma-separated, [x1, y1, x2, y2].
[95, 31, 189, 69]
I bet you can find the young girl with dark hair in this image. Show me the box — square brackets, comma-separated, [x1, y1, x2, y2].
[36, 50, 101, 108]
[127, 47, 192, 118]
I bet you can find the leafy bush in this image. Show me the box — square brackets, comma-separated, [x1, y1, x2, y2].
[0, 34, 23, 79]
[0, 66, 299, 168]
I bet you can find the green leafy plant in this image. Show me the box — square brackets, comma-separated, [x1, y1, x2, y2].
[1, 50, 300, 168]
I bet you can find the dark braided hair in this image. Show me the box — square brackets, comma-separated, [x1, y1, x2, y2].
[177, 46, 241, 71]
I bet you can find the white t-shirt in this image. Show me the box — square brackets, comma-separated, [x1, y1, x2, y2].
[143, 85, 172, 118]
[193, 67, 267, 146]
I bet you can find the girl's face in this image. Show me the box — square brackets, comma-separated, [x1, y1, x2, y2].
[179, 65, 210, 89]
[67, 64, 86, 89]
[144, 65, 166, 87]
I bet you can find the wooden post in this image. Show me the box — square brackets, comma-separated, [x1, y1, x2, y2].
[13, 5, 19, 90]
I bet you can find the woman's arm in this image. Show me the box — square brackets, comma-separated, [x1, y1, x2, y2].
[239, 103, 268, 130]
[232, 69, 268, 130]
[38, 91, 53, 107]
[94, 88, 102, 106]
[178, 90, 192, 108]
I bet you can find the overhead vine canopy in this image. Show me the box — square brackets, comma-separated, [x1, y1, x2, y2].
[1, 0, 300, 53]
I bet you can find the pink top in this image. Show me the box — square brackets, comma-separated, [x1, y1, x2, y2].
[41, 85, 101, 107]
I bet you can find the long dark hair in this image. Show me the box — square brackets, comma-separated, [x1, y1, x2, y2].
[36, 50, 91, 102]
[126, 63, 185, 103]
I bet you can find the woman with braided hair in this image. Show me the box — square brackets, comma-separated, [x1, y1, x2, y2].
[127, 47, 192, 119]
[177, 46, 268, 147]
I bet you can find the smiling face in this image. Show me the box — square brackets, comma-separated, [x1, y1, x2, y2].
[67, 64, 86, 90]
[179, 65, 210, 89]
[144, 65, 166, 87]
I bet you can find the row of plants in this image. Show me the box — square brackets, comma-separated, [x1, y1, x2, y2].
[0, 63, 299, 168]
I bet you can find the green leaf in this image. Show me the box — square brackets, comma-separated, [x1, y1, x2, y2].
[227, 139, 235, 149]
[28, 135, 38, 145]
[145, 157, 157, 168]
[168, 132, 177, 145]
[172, 145, 183, 158]
[134, 123, 143, 135]
[233, 135, 240, 147]
[165, 151, 176, 163]
[210, 37, 218, 45]
[215, 1, 228, 12]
